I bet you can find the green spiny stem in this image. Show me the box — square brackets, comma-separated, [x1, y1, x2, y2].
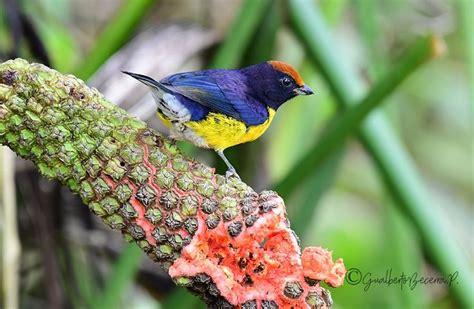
[0, 58, 250, 263]
[0, 59, 345, 308]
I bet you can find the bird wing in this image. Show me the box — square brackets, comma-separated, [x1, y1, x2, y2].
[160, 71, 268, 125]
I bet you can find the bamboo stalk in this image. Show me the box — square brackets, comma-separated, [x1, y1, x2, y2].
[210, 0, 271, 68]
[274, 35, 443, 197]
[288, 1, 472, 307]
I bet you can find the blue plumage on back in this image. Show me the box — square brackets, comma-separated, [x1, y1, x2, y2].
[159, 70, 269, 126]
[160, 71, 239, 118]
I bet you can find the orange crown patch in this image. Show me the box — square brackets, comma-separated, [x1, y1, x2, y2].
[268, 60, 304, 86]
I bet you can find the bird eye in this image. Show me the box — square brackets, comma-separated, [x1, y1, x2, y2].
[280, 76, 292, 87]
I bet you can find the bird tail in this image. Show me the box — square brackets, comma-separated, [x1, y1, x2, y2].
[122, 71, 168, 92]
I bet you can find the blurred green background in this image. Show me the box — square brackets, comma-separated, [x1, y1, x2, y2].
[0, 0, 472, 308]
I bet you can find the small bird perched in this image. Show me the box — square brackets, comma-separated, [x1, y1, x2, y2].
[123, 61, 313, 179]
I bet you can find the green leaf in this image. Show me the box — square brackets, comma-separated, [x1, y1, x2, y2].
[74, 0, 156, 80]
[92, 244, 142, 309]
[67, 248, 98, 308]
[163, 287, 204, 309]
[355, 0, 385, 78]
[21, 0, 78, 72]
[320, 0, 348, 25]
[288, 1, 472, 307]
[289, 146, 345, 237]
[34, 19, 79, 72]
[458, 0, 474, 101]
[382, 202, 426, 308]
[210, 0, 271, 69]
[274, 34, 440, 198]
[242, 0, 280, 66]
[267, 0, 349, 214]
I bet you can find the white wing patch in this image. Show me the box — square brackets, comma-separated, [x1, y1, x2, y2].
[149, 86, 209, 148]
[150, 87, 191, 122]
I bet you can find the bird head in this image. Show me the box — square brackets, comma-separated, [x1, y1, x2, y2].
[240, 60, 313, 110]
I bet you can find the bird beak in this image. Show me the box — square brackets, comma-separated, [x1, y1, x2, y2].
[294, 84, 314, 96]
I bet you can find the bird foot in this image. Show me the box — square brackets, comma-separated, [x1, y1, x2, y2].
[225, 169, 241, 181]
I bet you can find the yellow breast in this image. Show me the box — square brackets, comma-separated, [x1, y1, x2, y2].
[185, 108, 276, 151]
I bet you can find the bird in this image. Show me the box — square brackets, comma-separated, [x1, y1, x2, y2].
[123, 61, 313, 179]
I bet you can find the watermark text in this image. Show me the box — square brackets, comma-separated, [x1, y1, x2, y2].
[345, 268, 459, 291]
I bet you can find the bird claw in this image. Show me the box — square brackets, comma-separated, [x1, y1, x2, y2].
[225, 169, 241, 181]
[215, 150, 241, 181]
